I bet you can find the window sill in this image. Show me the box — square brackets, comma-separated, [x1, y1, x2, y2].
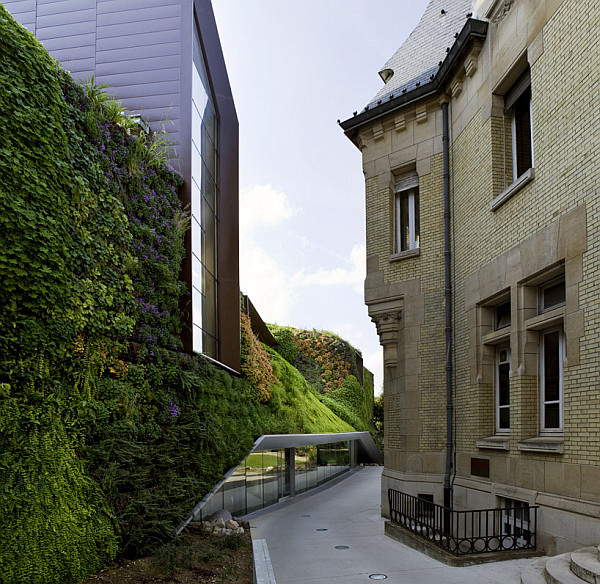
[490, 168, 535, 212]
[476, 436, 509, 450]
[482, 328, 510, 345]
[389, 248, 420, 262]
[517, 436, 564, 454]
[524, 306, 564, 331]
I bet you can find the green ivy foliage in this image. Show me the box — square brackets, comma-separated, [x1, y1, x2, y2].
[0, 391, 118, 584]
[81, 347, 353, 559]
[269, 325, 300, 364]
[0, 9, 135, 363]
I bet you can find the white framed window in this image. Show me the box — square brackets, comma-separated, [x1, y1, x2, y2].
[539, 276, 565, 313]
[395, 186, 420, 252]
[540, 326, 565, 432]
[505, 69, 533, 181]
[496, 345, 511, 433]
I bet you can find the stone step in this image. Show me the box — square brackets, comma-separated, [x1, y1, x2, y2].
[521, 558, 549, 584]
[546, 552, 589, 584]
[571, 547, 600, 584]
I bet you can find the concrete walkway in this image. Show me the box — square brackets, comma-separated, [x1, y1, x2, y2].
[245, 466, 536, 584]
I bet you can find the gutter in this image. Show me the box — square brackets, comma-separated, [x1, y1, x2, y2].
[442, 98, 453, 512]
[339, 18, 488, 139]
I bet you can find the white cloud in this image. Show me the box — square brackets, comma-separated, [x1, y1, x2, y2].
[240, 245, 293, 324]
[292, 244, 365, 287]
[239, 184, 296, 235]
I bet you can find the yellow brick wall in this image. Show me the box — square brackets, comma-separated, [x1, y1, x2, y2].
[365, 0, 600, 511]
[450, 0, 600, 477]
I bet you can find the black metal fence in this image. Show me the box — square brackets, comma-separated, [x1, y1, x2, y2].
[388, 489, 538, 556]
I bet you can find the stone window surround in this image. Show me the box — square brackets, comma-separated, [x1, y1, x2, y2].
[467, 205, 586, 453]
[389, 165, 421, 263]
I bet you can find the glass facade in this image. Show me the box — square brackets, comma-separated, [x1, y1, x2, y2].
[197, 441, 351, 520]
[191, 20, 218, 358]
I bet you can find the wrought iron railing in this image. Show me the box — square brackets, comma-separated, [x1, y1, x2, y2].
[388, 489, 538, 556]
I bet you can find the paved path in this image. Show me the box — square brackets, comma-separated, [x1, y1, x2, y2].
[246, 466, 536, 584]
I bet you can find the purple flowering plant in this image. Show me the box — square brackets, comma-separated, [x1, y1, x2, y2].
[94, 118, 187, 356]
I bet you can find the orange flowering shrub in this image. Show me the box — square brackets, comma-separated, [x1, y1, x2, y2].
[240, 311, 277, 402]
[293, 332, 353, 393]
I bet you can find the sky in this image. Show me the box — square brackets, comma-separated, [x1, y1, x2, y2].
[212, 1, 431, 393]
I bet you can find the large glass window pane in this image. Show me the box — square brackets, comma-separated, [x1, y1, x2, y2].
[191, 255, 202, 291]
[202, 332, 217, 359]
[191, 217, 202, 260]
[191, 104, 202, 152]
[192, 324, 202, 354]
[191, 17, 219, 359]
[200, 488, 223, 522]
[223, 466, 247, 518]
[191, 144, 202, 186]
[262, 450, 279, 507]
[202, 123, 217, 180]
[202, 201, 216, 276]
[202, 269, 217, 337]
[203, 99, 217, 145]
[246, 453, 263, 514]
[193, 23, 211, 97]
[303, 447, 317, 490]
[191, 285, 202, 328]
[191, 176, 201, 222]
[295, 449, 307, 494]
[203, 166, 216, 212]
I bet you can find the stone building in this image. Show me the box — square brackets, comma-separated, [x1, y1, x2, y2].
[341, 0, 600, 556]
[5, 0, 241, 372]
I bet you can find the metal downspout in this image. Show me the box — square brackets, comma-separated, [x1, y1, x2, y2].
[442, 98, 453, 512]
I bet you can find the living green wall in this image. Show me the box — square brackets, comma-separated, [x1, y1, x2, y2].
[269, 326, 375, 432]
[0, 8, 366, 583]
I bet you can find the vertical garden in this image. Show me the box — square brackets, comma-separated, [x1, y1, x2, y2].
[0, 8, 375, 583]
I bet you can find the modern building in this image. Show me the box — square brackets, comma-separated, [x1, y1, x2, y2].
[5, 0, 241, 372]
[341, 0, 600, 559]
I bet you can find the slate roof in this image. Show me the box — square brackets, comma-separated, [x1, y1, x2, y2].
[368, 0, 474, 107]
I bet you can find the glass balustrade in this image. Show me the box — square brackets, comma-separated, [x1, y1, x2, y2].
[197, 440, 353, 521]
